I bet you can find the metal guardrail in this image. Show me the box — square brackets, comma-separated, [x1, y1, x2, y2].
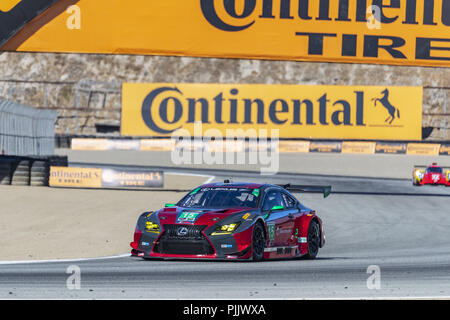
[0, 99, 57, 156]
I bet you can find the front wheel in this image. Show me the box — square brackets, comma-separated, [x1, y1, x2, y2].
[252, 223, 265, 261]
[305, 220, 320, 259]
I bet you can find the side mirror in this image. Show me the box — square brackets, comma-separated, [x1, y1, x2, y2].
[165, 203, 176, 208]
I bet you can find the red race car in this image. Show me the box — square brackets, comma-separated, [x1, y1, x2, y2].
[130, 181, 331, 261]
[412, 163, 450, 186]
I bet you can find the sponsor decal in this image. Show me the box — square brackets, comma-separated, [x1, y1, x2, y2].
[122, 83, 422, 140]
[8, 1, 450, 67]
[242, 213, 251, 220]
[221, 244, 233, 248]
[299, 237, 307, 244]
[141, 241, 150, 246]
[267, 224, 276, 242]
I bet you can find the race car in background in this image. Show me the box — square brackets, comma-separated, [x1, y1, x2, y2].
[412, 163, 450, 186]
[130, 181, 331, 261]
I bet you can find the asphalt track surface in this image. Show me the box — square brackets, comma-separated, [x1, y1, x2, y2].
[1, 167, 450, 299]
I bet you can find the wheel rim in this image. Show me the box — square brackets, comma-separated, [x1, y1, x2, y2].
[308, 223, 320, 256]
[253, 226, 265, 257]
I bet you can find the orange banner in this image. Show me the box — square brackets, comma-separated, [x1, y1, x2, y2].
[2, 0, 449, 67]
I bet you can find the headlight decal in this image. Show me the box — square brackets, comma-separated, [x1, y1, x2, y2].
[211, 222, 241, 235]
[145, 221, 160, 233]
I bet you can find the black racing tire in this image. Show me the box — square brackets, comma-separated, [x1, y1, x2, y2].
[305, 220, 320, 259]
[252, 222, 265, 262]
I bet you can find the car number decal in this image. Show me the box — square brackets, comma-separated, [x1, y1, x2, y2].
[177, 212, 201, 223]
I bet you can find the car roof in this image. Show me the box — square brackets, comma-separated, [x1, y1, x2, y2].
[199, 182, 265, 189]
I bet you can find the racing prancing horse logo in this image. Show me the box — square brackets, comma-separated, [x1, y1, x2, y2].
[372, 89, 400, 125]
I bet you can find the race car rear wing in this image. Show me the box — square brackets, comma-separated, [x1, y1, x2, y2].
[277, 184, 332, 198]
[413, 166, 450, 174]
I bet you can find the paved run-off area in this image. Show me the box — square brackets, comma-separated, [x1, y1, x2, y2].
[0, 173, 208, 261]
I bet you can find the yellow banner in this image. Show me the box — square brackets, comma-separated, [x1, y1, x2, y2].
[5, 0, 449, 67]
[122, 83, 422, 140]
[407, 143, 441, 155]
[49, 166, 102, 188]
[342, 141, 376, 154]
[278, 141, 310, 153]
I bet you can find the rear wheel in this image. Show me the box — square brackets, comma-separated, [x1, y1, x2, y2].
[252, 223, 265, 262]
[305, 220, 320, 259]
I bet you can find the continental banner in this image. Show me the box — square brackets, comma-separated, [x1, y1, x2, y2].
[309, 141, 342, 153]
[406, 143, 441, 155]
[440, 144, 450, 155]
[122, 83, 422, 140]
[49, 166, 102, 188]
[278, 140, 310, 153]
[1, 1, 449, 67]
[101, 168, 163, 188]
[49, 166, 164, 188]
[375, 141, 407, 154]
[341, 141, 376, 154]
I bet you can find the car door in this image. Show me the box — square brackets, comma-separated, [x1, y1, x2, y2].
[281, 192, 300, 246]
[262, 189, 292, 247]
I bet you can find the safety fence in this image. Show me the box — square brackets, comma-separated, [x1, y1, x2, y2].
[69, 138, 450, 156]
[0, 99, 57, 156]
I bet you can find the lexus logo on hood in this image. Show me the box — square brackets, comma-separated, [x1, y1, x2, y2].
[177, 227, 188, 236]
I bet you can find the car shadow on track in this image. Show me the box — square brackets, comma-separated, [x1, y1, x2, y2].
[129, 256, 351, 263]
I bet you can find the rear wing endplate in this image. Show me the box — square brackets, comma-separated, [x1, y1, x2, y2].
[277, 184, 332, 198]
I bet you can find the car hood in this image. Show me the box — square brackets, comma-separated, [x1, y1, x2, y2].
[157, 206, 253, 226]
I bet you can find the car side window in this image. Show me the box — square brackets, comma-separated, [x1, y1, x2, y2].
[262, 190, 285, 211]
[282, 193, 296, 208]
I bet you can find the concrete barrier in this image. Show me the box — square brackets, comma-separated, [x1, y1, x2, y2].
[68, 137, 450, 156]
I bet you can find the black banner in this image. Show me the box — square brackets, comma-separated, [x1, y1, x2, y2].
[101, 168, 164, 188]
[375, 142, 408, 154]
[309, 141, 342, 153]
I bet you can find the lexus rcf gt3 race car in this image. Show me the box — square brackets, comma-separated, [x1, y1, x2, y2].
[130, 181, 331, 261]
[412, 163, 450, 186]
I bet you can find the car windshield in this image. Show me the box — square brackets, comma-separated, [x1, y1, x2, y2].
[178, 187, 259, 208]
[427, 167, 443, 173]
